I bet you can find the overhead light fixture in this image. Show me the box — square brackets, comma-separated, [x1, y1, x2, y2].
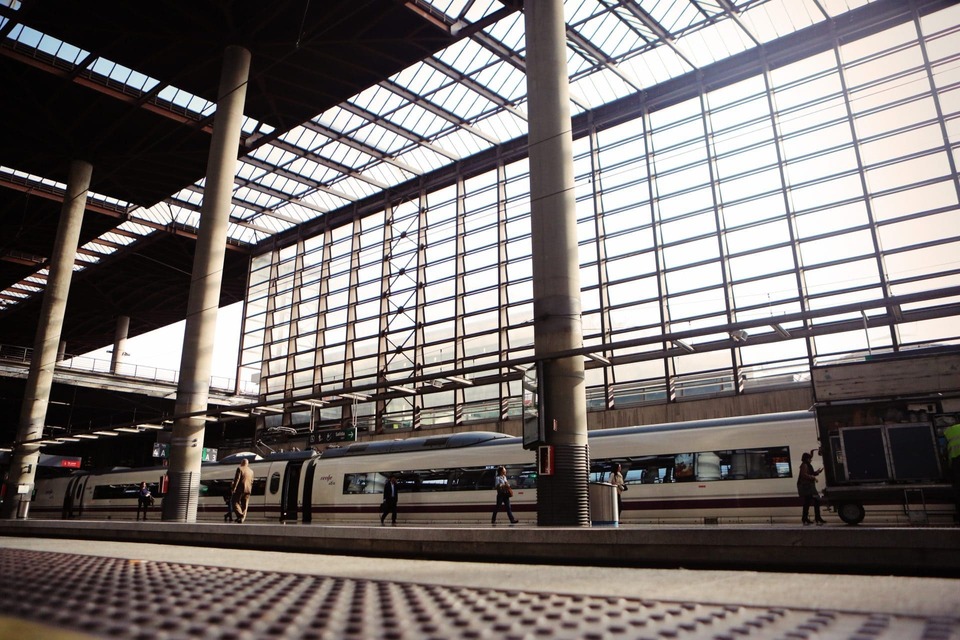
[771, 323, 791, 338]
[442, 376, 474, 386]
[256, 406, 286, 413]
[38, 439, 60, 445]
[730, 329, 748, 343]
[673, 339, 695, 353]
[222, 411, 249, 418]
[138, 423, 165, 430]
[75, 434, 99, 440]
[94, 431, 119, 437]
[585, 353, 611, 365]
[295, 399, 326, 407]
[56, 437, 80, 442]
[115, 427, 142, 433]
[388, 385, 417, 395]
[340, 392, 370, 401]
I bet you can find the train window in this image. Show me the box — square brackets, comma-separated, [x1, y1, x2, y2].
[92, 482, 142, 500]
[270, 472, 281, 494]
[592, 446, 792, 485]
[342, 464, 536, 495]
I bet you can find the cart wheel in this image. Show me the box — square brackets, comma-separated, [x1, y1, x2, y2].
[837, 502, 865, 525]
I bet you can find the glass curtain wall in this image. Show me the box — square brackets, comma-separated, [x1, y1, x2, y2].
[243, 9, 960, 435]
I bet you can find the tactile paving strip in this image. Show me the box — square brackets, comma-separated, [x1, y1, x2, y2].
[0, 548, 957, 640]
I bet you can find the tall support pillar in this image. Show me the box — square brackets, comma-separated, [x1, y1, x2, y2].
[524, 1, 590, 525]
[1, 160, 92, 519]
[162, 45, 250, 522]
[110, 315, 130, 374]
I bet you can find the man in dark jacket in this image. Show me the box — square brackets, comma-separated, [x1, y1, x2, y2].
[380, 475, 399, 526]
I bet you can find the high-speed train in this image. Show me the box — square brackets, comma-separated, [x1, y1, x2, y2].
[29, 411, 947, 525]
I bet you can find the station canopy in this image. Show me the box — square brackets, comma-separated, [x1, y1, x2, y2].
[0, 0, 935, 354]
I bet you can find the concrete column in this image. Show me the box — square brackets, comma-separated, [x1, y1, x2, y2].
[1, 160, 92, 519]
[524, 1, 590, 525]
[162, 45, 251, 522]
[110, 315, 130, 374]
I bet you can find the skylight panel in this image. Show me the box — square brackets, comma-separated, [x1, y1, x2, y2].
[471, 109, 526, 142]
[332, 175, 385, 201]
[567, 0, 607, 26]
[388, 102, 449, 139]
[350, 84, 408, 118]
[394, 144, 457, 174]
[474, 110, 528, 140]
[472, 61, 527, 104]
[680, 18, 753, 67]
[430, 82, 495, 121]
[321, 139, 371, 171]
[394, 61, 446, 96]
[484, 7, 525, 49]
[620, 42, 692, 86]
[570, 68, 638, 108]
[461, 0, 503, 23]
[117, 220, 157, 237]
[647, 0, 703, 34]
[436, 36, 499, 77]
[286, 157, 325, 183]
[321, 108, 368, 137]
[74, 253, 100, 265]
[433, 127, 495, 158]
[362, 161, 417, 187]
[821, 0, 874, 15]
[291, 191, 338, 214]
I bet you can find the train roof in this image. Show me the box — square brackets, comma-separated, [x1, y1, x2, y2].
[319, 431, 512, 458]
[590, 410, 813, 440]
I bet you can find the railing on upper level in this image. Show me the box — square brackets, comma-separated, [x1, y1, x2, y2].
[0, 343, 258, 396]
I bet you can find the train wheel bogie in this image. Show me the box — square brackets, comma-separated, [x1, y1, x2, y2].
[837, 502, 865, 525]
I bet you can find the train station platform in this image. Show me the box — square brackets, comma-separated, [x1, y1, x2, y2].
[1, 520, 958, 639]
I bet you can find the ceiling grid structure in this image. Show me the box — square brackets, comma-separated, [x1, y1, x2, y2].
[1, 0, 898, 353]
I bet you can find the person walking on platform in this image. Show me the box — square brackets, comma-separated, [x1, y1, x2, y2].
[136, 482, 152, 521]
[797, 450, 825, 525]
[491, 466, 519, 525]
[945, 420, 960, 524]
[231, 459, 254, 523]
[380, 475, 399, 526]
[610, 463, 626, 520]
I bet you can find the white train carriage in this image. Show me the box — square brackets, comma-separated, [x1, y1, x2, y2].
[297, 411, 817, 525]
[37, 410, 905, 525]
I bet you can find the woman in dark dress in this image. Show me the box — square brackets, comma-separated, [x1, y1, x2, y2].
[797, 450, 825, 525]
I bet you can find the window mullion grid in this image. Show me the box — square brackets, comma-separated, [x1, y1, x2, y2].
[316, 232, 333, 397]
[496, 162, 511, 422]
[454, 174, 467, 425]
[589, 125, 614, 411]
[284, 245, 305, 400]
[344, 220, 362, 428]
[699, 80, 741, 393]
[763, 55, 814, 373]
[910, 5, 960, 349]
[646, 107, 674, 403]
[834, 34, 895, 351]
[413, 192, 428, 430]
[263, 254, 282, 406]
[376, 206, 394, 433]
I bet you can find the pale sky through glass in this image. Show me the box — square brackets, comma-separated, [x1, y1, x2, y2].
[64, 1, 960, 403]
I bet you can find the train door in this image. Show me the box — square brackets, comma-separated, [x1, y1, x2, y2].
[280, 461, 305, 523]
[61, 476, 88, 519]
[301, 459, 318, 524]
